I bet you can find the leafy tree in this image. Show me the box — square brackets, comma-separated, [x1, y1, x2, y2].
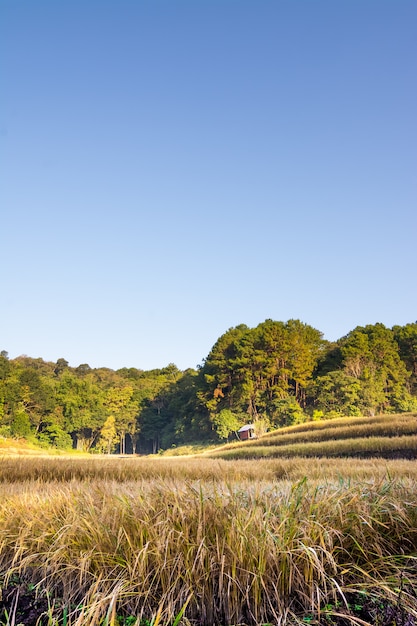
[154, 369, 210, 446]
[75, 363, 92, 376]
[210, 409, 242, 440]
[0, 352, 11, 379]
[54, 358, 69, 377]
[285, 319, 324, 406]
[136, 365, 183, 453]
[200, 325, 250, 414]
[200, 320, 323, 426]
[98, 415, 118, 454]
[393, 323, 417, 394]
[10, 405, 32, 438]
[57, 371, 105, 450]
[268, 397, 306, 428]
[104, 386, 137, 454]
[0, 354, 11, 434]
[255, 320, 291, 406]
[13, 367, 55, 434]
[139, 400, 169, 453]
[37, 424, 73, 449]
[340, 324, 409, 415]
[312, 370, 362, 417]
[314, 343, 343, 376]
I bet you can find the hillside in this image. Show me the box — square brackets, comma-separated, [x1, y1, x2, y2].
[208, 412, 417, 460]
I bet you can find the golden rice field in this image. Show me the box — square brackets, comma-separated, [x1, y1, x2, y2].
[0, 453, 416, 626]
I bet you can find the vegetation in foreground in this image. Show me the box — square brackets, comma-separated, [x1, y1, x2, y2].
[0, 456, 416, 625]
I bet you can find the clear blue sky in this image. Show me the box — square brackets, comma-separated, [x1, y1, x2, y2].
[1, 0, 416, 371]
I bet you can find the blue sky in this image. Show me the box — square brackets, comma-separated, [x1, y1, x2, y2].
[1, 0, 416, 371]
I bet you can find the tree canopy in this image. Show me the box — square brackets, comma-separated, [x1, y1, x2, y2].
[0, 320, 416, 452]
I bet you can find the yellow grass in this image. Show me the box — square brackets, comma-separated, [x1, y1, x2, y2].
[211, 412, 417, 460]
[210, 435, 417, 460]
[251, 412, 417, 445]
[1, 454, 417, 483]
[0, 455, 417, 624]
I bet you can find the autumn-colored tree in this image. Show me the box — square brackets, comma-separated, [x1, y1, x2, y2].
[103, 386, 137, 454]
[99, 415, 117, 454]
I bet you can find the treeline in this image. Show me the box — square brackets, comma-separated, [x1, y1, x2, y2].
[0, 320, 416, 453]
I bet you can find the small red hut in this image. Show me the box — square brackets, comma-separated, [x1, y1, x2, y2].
[237, 424, 256, 441]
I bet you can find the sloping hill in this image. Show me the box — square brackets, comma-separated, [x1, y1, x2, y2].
[208, 412, 417, 460]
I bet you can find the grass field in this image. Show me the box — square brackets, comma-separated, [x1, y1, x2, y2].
[0, 415, 416, 625]
[208, 412, 417, 460]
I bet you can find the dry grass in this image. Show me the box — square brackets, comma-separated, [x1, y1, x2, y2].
[210, 435, 417, 460]
[1, 454, 417, 484]
[249, 412, 417, 445]
[211, 412, 417, 461]
[0, 456, 417, 625]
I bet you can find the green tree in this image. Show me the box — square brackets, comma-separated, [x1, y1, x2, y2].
[75, 363, 92, 377]
[57, 371, 105, 450]
[10, 404, 32, 438]
[200, 320, 323, 428]
[136, 365, 183, 453]
[211, 409, 242, 440]
[268, 397, 305, 428]
[312, 370, 362, 417]
[154, 369, 211, 446]
[340, 324, 410, 415]
[255, 320, 291, 407]
[393, 323, 417, 394]
[200, 324, 250, 415]
[18, 368, 55, 432]
[37, 424, 73, 449]
[285, 319, 324, 406]
[54, 358, 69, 377]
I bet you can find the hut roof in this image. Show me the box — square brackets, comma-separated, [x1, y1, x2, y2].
[238, 424, 255, 433]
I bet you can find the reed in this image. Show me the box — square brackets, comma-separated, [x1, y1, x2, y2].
[2, 455, 417, 487]
[0, 456, 417, 625]
[2, 455, 417, 484]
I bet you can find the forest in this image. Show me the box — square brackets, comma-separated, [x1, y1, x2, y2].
[1, 320, 416, 454]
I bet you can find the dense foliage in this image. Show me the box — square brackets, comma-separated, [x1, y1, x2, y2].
[1, 320, 416, 452]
